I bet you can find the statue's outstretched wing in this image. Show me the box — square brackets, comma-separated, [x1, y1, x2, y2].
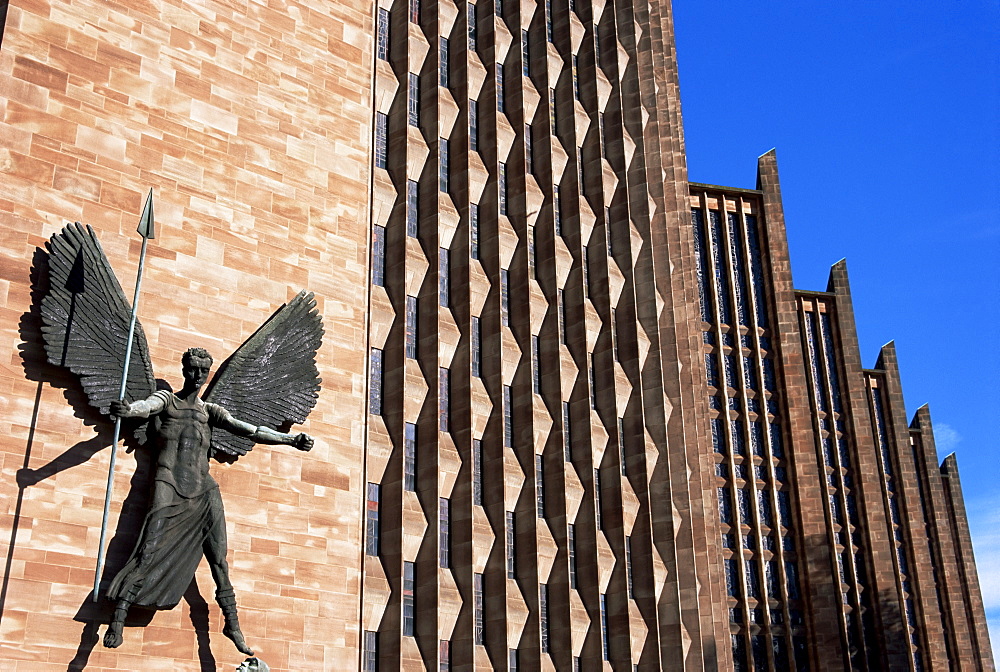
[204, 290, 324, 457]
[41, 223, 157, 437]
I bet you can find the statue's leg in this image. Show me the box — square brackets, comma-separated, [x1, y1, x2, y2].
[204, 495, 253, 656]
[103, 597, 132, 648]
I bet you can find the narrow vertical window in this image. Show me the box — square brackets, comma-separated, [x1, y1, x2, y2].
[404, 422, 417, 491]
[440, 640, 450, 672]
[618, 416, 626, 476]
[405, 295, 418, 358]
[402, 561, 415, 636]
[366, 483, 381, 556]
[573, 657, 581, 672]
[496, 63, 505, 113]
[408, 73, 420, 126]
[509, 649, 519, 671]
[521, 29, 530, 76]
[469, 99, 479, 152]
[572, 54, 580, 100]
[535, 454, 545, 518]
[500, 269, 510, 326]
[545, 0, 553, 42]
[568, 523, 577, 588]
[409, 0, 420, 22]
[439, 138, 449, 192]
[439, 37, 450, 87]
[472, 316, 482, 377]
[582, 244, 589, 298]
[499, 162, 508, 215]
[625, 535, 634, 598]
[549, 87, 556, 134]
[531, 335, 541, 393]
[375, 112, 388, 169]
[594, 467, 602, 530]
[377, 8, 390, 61]
[540, 583, 550, 653]
[599, 112, 606, 158]
[470, 202, 480, 258]
[525, 124, 533, 174]
[472, 438, 483, 505]
[440, 498, 450, 567]
[600, 593, 609, 660]
[468, 2, 477, 50]
[506, 510, 516, 578]
[372, 224, 386, 286]
[407, 180, 419, 236]
[369, 348, 383, 414]
[364, 630, 379, 672]
[474, 573, 484, 645]
[605, 207, 612, 254]
[439, 367, 450, 431]
[494, 0, 502, 17]
[558, 289, 567, 344]
[528, 225, 537, 278]
[577, 145, 584, 192]
[611, 308, 618, 361]
[588, 352, 596, 408]
[439, 247, 450, 307]
[553, 185, 562, 235]
[503, 384, 513, 447]
[562, 401, 571, 462]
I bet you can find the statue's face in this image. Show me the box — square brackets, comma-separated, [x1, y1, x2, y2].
[182, 356, 212, 389]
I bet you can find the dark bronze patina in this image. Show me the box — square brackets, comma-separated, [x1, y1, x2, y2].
[39, 223, 324, 656]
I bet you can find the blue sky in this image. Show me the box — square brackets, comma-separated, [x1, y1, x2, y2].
[672, 0, 999, 649]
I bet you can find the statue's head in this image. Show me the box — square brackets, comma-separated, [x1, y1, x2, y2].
[181, 347, 213, 389]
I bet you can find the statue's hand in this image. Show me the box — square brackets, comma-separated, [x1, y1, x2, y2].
[109, 400, 130, 419]
[294, 433, 314, 452]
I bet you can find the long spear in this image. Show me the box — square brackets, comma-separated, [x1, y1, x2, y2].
[93, 189, 156, 601]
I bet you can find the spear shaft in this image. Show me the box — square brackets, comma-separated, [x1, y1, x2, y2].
[93, 190, 155, 601]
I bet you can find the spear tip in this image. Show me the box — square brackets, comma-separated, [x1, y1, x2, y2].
[137, 188, 155, 239]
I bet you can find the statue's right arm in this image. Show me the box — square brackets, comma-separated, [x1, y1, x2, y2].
[110, 393, 167, 419]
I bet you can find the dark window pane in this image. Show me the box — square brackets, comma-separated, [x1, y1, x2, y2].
[439, 37, 449, 87]
[536, 454, 545, 518]
[439, 367, 449, 431]
[376, 9, 390, 61]
[405, 295, 418, 358]
[372, 224, 386, 286]
[439, 247, 449, 307]
[366, 483, 381, 556]
[472, 316, 482, 377]
[404, 422, 417, 491]
[375, 112, 388, 169]
[408, 72, 420, 126]
[440, 498, 450, 567]
[369, 348, 383, 414]
[439, 138, 449, 192]
[407, 179, 419, 236]
[506, 510, 516, 578]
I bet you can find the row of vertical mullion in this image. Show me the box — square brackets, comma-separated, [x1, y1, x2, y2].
[740, 197, 795, 665]
[700, 190, 796, 664]
[809, 297, 873, 669]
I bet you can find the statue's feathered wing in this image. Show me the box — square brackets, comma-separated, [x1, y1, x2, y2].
[203, 290, 324, 457]
[40, 223, 157, 440]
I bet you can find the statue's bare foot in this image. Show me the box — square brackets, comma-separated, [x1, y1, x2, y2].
[103, 621, 124, 648]
[224, 623, 254, 656]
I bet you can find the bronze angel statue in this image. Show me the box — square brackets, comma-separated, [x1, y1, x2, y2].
[40, 223, 324, 655]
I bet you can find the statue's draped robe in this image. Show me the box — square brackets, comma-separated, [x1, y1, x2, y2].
[107, 391, 235, 608]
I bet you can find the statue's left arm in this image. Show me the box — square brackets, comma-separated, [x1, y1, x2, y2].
[208, 405, 313, 452]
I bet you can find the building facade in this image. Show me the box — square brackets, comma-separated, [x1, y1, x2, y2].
[0, 1, 992, 672]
